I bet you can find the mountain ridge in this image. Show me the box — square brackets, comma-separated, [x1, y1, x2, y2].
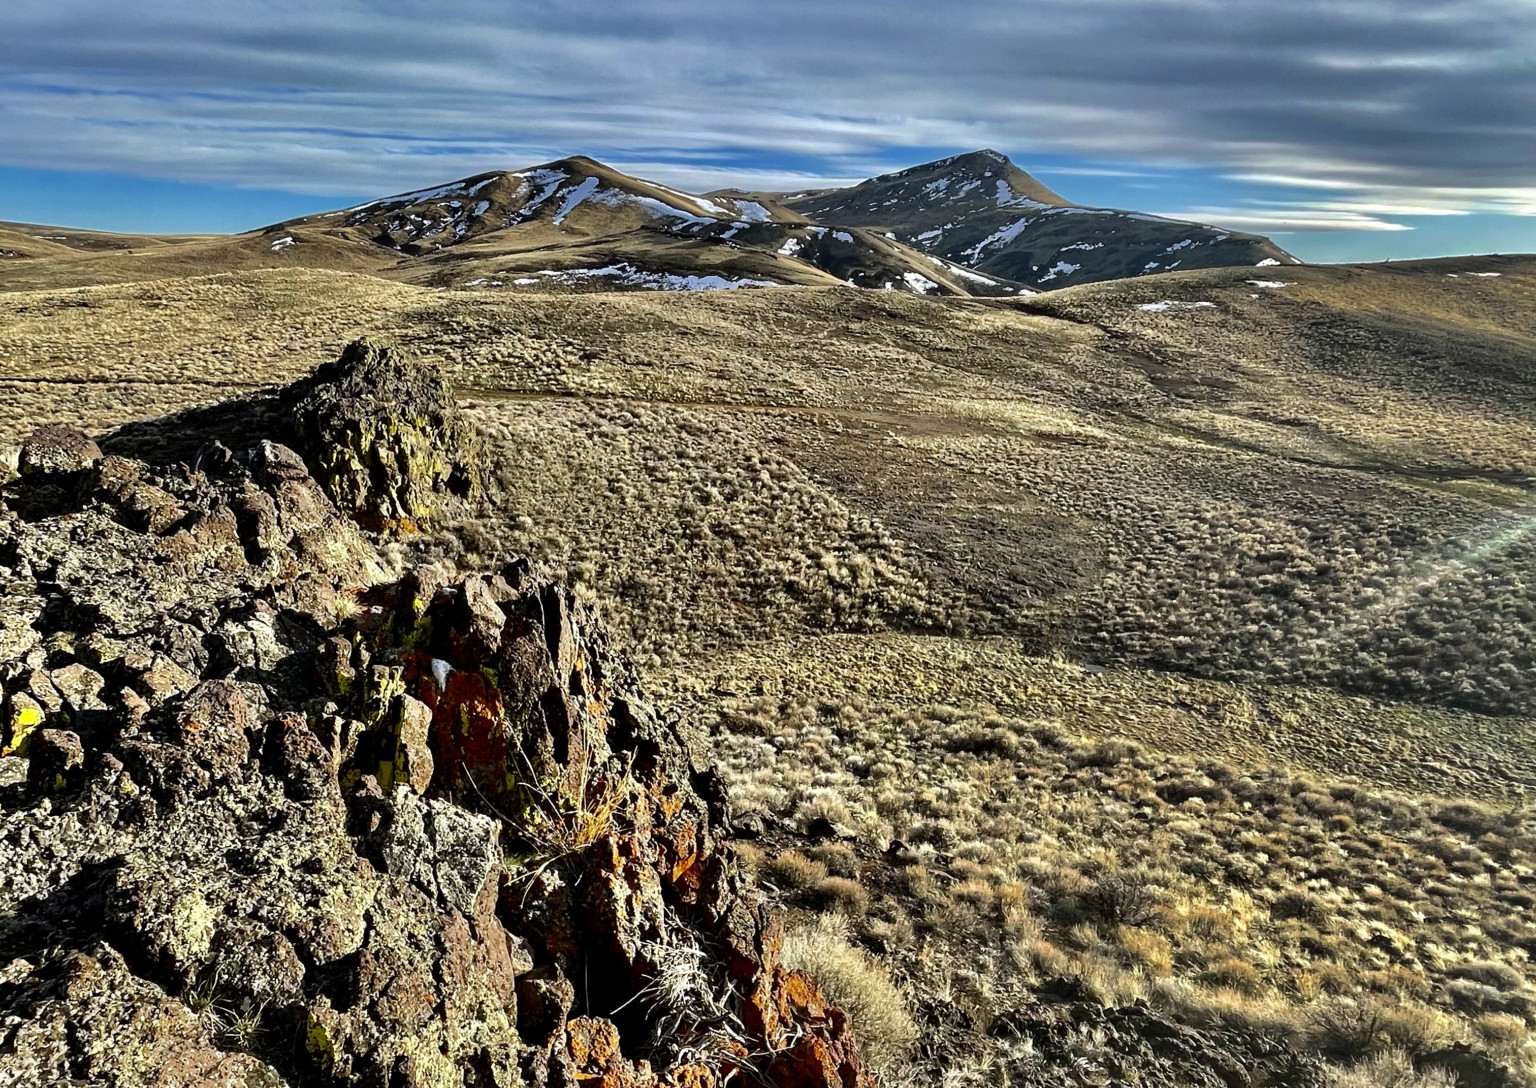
[6, 150, 1296, 294]
[780, 149, 1299, 289]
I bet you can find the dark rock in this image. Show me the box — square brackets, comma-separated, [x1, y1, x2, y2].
[287, 339, 485, 530]
[19, 423, 101, 478]
[267, 712, 337, 801]
[26, 728, 84, 792]
[172, 679, 255, 779]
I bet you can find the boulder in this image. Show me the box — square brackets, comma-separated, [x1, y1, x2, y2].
[19, 423, 101, 478]
[288, 339, 485, 531]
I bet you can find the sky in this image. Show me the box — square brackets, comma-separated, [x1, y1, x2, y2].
[1, 0, 1533, 262]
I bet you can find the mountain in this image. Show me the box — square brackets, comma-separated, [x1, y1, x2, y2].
[263, 156, 1028, 297]
[0, 151, 1295, 297]
[780, 149, 1299, 289]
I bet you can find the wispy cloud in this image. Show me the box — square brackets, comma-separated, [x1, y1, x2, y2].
[0, 0, 1531, 223]
[1161, 207, 1417, 233]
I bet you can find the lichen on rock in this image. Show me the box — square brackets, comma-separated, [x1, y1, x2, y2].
[288, 339, 485, 532]
[0, 342, 872, 1088]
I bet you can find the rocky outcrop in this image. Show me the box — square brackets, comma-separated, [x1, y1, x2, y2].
[287, 340, 484, 531]
[0, 345, 870, 1088]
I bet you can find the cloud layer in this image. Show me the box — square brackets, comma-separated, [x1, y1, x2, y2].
[2, 0, 1533, 233]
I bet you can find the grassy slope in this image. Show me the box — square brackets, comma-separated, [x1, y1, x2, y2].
[4, 255, 1536, 1081]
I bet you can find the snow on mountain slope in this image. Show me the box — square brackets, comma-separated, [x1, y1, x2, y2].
[784, 150, 1299, 290]
[271, 157, 1031, 296]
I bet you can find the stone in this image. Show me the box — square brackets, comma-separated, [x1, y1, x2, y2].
[395, 694, 435, 793]
[132, 655, 200, 706]
[48, 662, 106, 718]
[3, 690, 46, 756]
[288, 339, 485, 530]
[425, 800, 502, 917]
[0, 947, 286, 1088]
[210, 919, 308, 1007]
[19, 423, 101, 478]
[375, 787, 502, 915]
[516, 966, 575, 1045]
[243, 439, 312, 483]
[268, 712, 337, 801]
[171, 679, 254, 779]
[26, 728, 84, 792]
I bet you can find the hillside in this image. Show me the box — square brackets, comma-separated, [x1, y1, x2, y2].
[782, 149, 1299, 289]
[0, 150, 1297, 298]
[0, 158, 1031, 298]
[3, 250, 1536, 1085]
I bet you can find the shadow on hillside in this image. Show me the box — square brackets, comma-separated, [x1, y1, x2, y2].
[98, 390, 290, 467]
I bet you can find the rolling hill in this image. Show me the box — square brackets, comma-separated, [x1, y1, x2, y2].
[0, 157, 1031, 297]
[0, 150, 1300, 297]
[780, 149, 1299, 289]
[3, 250, 1536, 1085]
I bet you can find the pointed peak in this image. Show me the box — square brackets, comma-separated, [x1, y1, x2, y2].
[959, 148, 1013, 167]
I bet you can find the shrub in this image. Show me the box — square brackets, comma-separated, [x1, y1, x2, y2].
[807, 876, 871, 916]
[1201, 957, 1264, 995]
[781, 916, 917, 1069]
[1310, 999, 1462, 1061]
[1273, 890, 1334, 926]
[1083, 871, 1160, 927]
[766, 852, 828, 890]
[1446, 961, 1524, 993]
[807, 842, 860, 878]
[1325, 1049, 1458, 1088]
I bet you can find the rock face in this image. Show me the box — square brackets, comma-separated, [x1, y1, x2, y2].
[0, 344, 869, 1088]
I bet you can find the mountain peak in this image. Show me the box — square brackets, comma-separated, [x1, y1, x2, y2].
[864, 150, 1071, 209]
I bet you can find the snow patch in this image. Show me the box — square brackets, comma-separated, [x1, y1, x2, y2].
[963, 216, 1032, 261]
[269, 236, 295, 251]
[778, 237, 803, 257]
[649, 183, 732, 218]
[1038, 262, 1082, 282]
[1255, 258, 1282, 267]
[926, 256, 998, 286]
[512, 170, 569, 221]
[730, 200, 773, 223]
[1247, 280, 1291, 289]
[1137, 300, 1217, 313]
[585, 188, 715, 228]
[343, 175, 496, 216]
[903, 272, 941, 294]
[552, 176, 601, 224]
[517, 262, 775, 292]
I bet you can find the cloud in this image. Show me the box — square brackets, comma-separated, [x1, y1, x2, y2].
[0, 0, 1531, 218]
[1160, 207, 1416, 233]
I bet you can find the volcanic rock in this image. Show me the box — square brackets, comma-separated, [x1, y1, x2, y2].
[0, 342, 872, 1088]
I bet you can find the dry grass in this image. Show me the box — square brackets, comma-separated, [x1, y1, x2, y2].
[703, 694, 1536, 1083]
[780, 915, 917, 1070]
[6, 258, 1536, 1083]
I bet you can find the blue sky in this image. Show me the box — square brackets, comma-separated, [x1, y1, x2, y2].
[2, 0, 1533, 262]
